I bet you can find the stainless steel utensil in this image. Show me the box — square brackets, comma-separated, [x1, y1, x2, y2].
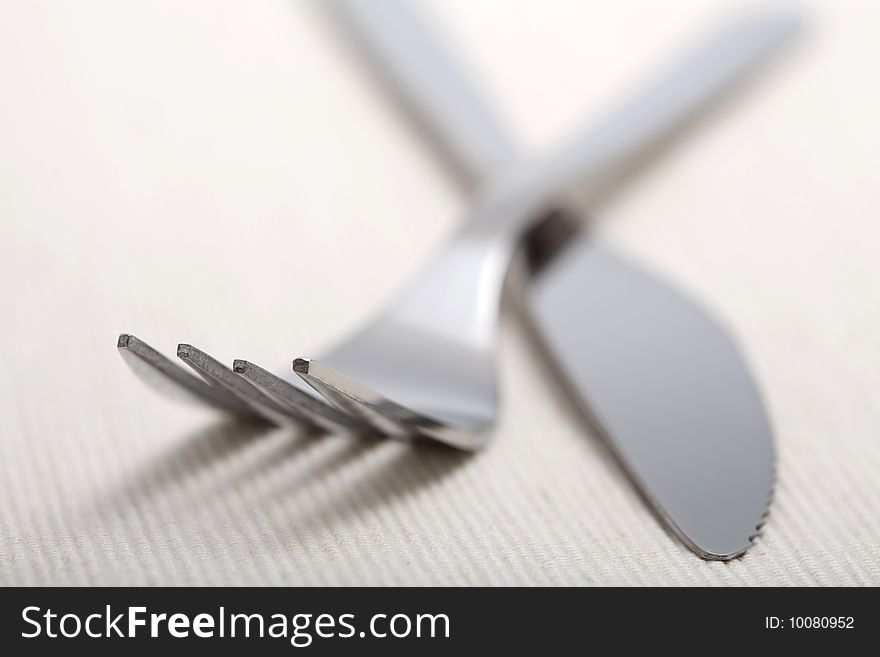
[118, 0, 793, 539]
[302, 0, 788, 558]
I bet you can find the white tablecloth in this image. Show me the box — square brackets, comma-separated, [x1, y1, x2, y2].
[1, 0, 878, 585]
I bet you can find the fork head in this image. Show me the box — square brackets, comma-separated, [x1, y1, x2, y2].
[294, 330, 497, 451]
[291, 230, 514, 451]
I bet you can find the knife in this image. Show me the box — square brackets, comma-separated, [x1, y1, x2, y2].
[331, 0, 796, 559]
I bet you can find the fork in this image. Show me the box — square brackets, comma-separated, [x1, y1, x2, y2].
[119, 3, 796, 450]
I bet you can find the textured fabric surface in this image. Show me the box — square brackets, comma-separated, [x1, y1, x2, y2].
[1, 0, 878, 586]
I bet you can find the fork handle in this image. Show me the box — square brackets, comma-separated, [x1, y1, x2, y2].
[330, 0, 518, 186]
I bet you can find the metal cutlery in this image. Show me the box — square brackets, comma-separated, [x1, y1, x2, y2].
[118, 1, 796, 557]
[325, 0, 793, 558]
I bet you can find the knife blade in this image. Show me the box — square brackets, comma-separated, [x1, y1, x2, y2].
[331, 0, 795, 559]
[524, 223, 774, 559]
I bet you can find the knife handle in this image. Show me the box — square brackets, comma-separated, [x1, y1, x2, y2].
[472, 11, 802, 237]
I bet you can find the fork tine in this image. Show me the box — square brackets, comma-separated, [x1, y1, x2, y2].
[294, 360, 409, 438]
[293, 358, 490, 451]
[117, 334, 265, 421]
[232, 359, 365, 434]
[176, 344, 315, 429]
